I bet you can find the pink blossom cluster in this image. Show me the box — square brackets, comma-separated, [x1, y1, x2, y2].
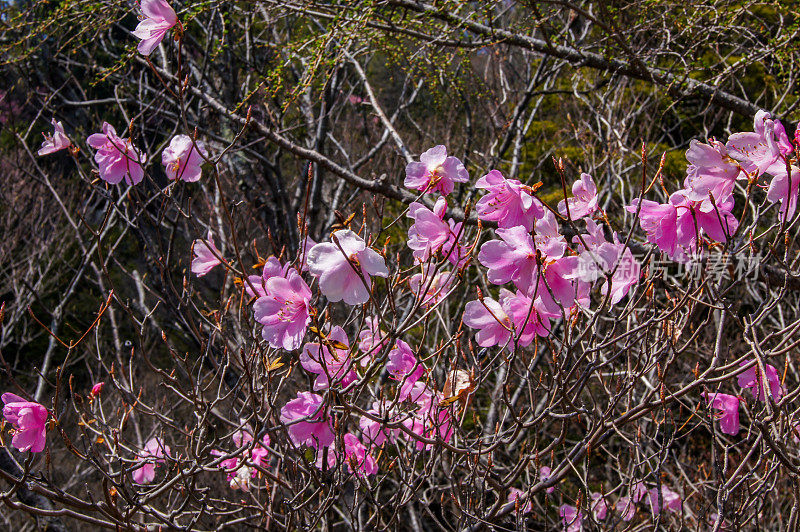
[628, 111, 797, 261]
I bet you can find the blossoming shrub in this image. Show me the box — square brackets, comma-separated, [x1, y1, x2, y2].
[2, 1, 800, 530]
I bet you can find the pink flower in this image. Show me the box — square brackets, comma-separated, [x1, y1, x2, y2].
[626, 199, 679, 256]
[90, 382, 104, 397]
[231, 430, 270, 471]
[1, 393, 48, 453]
[737, 360, 783, 401]
[591, 492, 608, 520]
[86, 122, 146, 185]
[683, 139, 741, 206]
[559, 505, 583, 531]
[726, 110, 791, 177]
[253, 268, 312, 350]
[386, 340, 425, 396]
[476, 170, 543, 230]
[404, 145, 469, 195]
[245, 256, 290, 298]
[462, 296, 512, 348]
[162, 135, 207, 182]
[306, 229, 388, 305]
[399, 383, 453, 450]
[359, 403, 397, 447]
[507, 488, 532, 514]
[191, 232, 222, 276]
[540, 465, 556, 494]
[300, 326, 357, 390]
[702, 392, 740, 435]
[615, 496, 635, 521]
[280, 392, 335, 448]
[357, 316, 388, 357]
[478, 225, 540, 288]
[407, 198, 451, 262]
[409, 266, 454, 307]
[37, 119, 71, 155]
[132, 437, 170, 484]
[558, 173, 598, 220]
[766, 165, 800, 219]
[132, 0, 178, 56]
[647, 486, 681, 515]
[342, 433, 378, 476]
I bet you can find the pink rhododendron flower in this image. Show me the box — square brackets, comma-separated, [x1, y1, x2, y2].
[478, 225, 540, 287]
[507, 488, 532, 514]
[386, 340, 425, 397]
[682, 139, 741, 206]
[357, 316, 388, 356]
[280, 392, 335, 448]
[408, 266, 454, 306]
[132, 437, 170, 484]
[38, 119, 71, 156]
[702, 392, 740, 435]
[737, 360, 783, 401]
[300, 326, 357, 390]
[1, 393, 48, 453]
[407, 198, 452, 262]
[87, 122, 146, 185]
[726, 110, 791, 177]
[591, 492, 608, 520]
[647, 486, 682, 515]
[342, 433, 378, 476]
[463, 289, 555, 349]
[540, 465, 556, 494]
[475, 170, 543, 230]
[253, 268, 312, 350]
[399, 382, 452, 450]
[306, 229, 388, 305]
[766, 165, 800, 219]
[162, 134, 207, 182]
[191, 232, 222, 276]
[558, 173, 598, 220]
[90, 382, 104, 397]
[246, 256, 290, 298]
[570, 220, 640, 304]
[359, 403, 398, 447]
[404, 145, 469, 195]
[616, 496, 635, 521]
[559, 505, 582, 532]
[132, 0, 178, 56]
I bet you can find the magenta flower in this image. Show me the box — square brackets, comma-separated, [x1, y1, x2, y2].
[359, 403, 397, 447]
[386, 340, 425, 398]
[737, 360, 783, 401]
[37, 119, 71, 156]
[253, 268, 312, 350]
[726, 110, 790, 177]
[162, 135, 207, 182]
[404, 145, 469, 195]
[356, 316, 388, 365]
[191, 232, 222, 276]
[591, 492, 608, 520]
[683, 139, 741, 205]
[702, 392, 740, 435]
[280, 392, 335, 448]
[462, 296, 512, 348]
[90, 382, 104, 397]
[132, 0, 178, 56]
[131, 437, 170, 484]
[647, 486, 681, 515]
[766, 165, 800, 219]
[616, 496, 636, 521]
[407, 198, 451, 262]
[245, 256, 290, 298]
[540, 465, 556, 494]
[408, 266, 454, 307]
[558, 172, 598, 220]
[300, 326, 358, 390]
[306, 229, 388, 305]
[1, 393, 48, 453]
[478, 225, 539, 288]
[626, 199, 679, 256]
[507, 488, 532, 514]
[87, 122, 146, 185]
[342, 433, 378, 476]
[475, 170, 543, 230]
[559, 505, 583, 532]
